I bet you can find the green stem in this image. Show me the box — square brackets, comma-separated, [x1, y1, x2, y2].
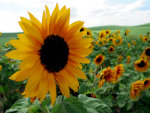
[45, 105, 50, 113]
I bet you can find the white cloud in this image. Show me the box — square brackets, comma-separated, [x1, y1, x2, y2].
[0, 0, 149, 32]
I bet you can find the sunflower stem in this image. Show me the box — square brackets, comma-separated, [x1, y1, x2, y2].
[45, 105, 50, 113]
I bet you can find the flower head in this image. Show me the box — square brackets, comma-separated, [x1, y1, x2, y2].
[6, 4, 93, 105]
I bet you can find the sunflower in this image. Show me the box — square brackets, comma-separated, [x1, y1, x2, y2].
[5, 42, 9, 46]
[113, 36, 122, 46]
[0, 65, 2, 71]
[94, 54, 105, 65]
[108, 37, 114, 42]
[105, 30, 111, 36]
[79, 26, 87, 36]
[0, 32, 2, 36]
[5, 4, 93, 105]
[111, 33, 116, 38]
[142, 47, 150, 60]
[98, 79, 105, 88]
[108, 46, 115, 53]
[114, 64, 124, 83]
[86, 29, 92, 38]
[98, 30, 106, 39]
[95, 40, 104, 47]
[130, 80, 144, 99]
[131, 40, 136, 46]
[134, 59, 149, 72]
[143, 78, 150, 90]
[117, 55, 123, 62]
[142, 36, 149, 42]
[128, 43, 131, 48]
[103, 38, 108, 45]
[127, 56, 131, 64]
[116, 30, 120, 34]
[125, 29, 130, 36]
[100, 67, 115, 83]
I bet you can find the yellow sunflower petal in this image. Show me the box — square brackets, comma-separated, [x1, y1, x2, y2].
[48, 73, 56, 106]
[9, 69, 31, 81]
[69, 54, 90, 64]
[5, 50, 35, 60]
[59, 69, 79, 92]
[45, 5, 51, 35]
[55, 74, 70, 98]
[69, 48, 92, 57]
[66, 64, 87, 79]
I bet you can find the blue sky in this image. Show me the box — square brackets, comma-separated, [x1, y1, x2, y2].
[0, 0, 150, 32]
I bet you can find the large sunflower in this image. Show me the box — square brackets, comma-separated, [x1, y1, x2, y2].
[134, 59, 149, 72]
[130, 80, 144, 99]
[94, 54, 105, 65]
[5, 4, 93, 105]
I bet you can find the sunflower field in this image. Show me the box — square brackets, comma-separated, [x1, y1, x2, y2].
[0, 5, 150, 113]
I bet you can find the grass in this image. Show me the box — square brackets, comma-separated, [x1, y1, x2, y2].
[0, 23, 150, 45]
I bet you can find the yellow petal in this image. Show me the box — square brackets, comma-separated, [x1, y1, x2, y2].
[69, 48, 93, 57]
[5, 50, 35, 60]
[19, 21, 44, 44]
[59, 69, 79, 92]
[19, 55, 40, 70]
[9, 69, 31, 81]
[69, 54, 90, 64]
[48, 73, 56, 106]
[25, 62, 43, 93]
[66, 64, 87, 79]
[55, 74, 70, 98]
[28, 12, 42, 30]
[45, 5, 50, 35]
[36, 70, 49, 102]
[49, 4, 59, 35]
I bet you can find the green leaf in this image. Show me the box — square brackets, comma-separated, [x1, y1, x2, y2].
[52, 97, 87, 113]
[78, 94, 112, 113]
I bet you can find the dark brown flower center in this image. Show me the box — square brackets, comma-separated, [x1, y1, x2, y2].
[80, 28, 84, 32]
[137, 60, 145, 67]
[145, 48, 150, 56]
[144, 80, 149, 86]
[96, 57, 102, 63]
[110, 47, 113, 51]
[39, 35, 69, 73]
[87, 31, 90, 35]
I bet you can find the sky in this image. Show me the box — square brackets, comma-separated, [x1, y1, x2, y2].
[0, 0, 150, 32]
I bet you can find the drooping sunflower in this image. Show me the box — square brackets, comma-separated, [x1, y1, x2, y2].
[79, 26, 87, 36]
[113, 36, 122, 46]
[142, 36, 149, 42]
[105, 30, 111, 36]
[127, 56, 131, 64]
[142, 47, 150, 60]
[134, 59, 149, 72]
[140, 34, 143, 40]
[94, 54, 105, 65]
[130, 80, 144, 99]
[128, 43, 131, 48]
[0, 65, 2, 71]
[117, 55, 123, 62]
[100, 67, 115, 83]
[98, 30, 106, 39]
[125, 29, 130, 36]
[108, 46, 115, 53]
[143, 78, 150, 90]
[5, 4, 93, 105]
[114, 64, 124, 83]
[131, 40, 136, 46]
[86, 29, 92, 38]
